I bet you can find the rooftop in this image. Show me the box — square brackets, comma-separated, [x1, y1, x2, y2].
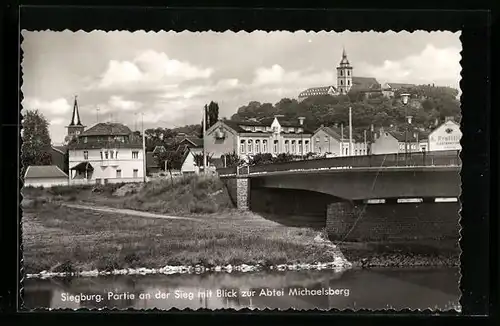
[81, 122, 132, 137]
[24, 165, 68, 179]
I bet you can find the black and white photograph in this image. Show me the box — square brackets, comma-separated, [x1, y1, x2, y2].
[20, 30, 462, 311]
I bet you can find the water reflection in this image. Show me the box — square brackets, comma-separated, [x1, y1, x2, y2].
[23, 268, 460, 311]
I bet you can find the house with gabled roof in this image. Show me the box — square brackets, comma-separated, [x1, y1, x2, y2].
[205, 116, 313, 161]
[66, 96, 145, 185]
[23, 165, 69, 188]
[371, 126, 429, 155]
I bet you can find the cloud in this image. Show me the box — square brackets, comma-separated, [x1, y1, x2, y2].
[108, 95, 142, 111]
[357, 44, 461, 86]
[50, 117, 65, 125]
[22, 97, 72, 116]
[93, 50, 214, 92]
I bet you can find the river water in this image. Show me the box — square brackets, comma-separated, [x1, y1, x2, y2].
[23, 267, 460, 311]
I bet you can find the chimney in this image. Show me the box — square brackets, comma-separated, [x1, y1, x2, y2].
[298, 116, 305, 125]
[445, 116, 454, 122]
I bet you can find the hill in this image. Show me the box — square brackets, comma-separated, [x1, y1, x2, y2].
[230, 85, 461, 134]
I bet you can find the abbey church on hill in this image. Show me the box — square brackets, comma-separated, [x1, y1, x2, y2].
[298, 48, 415, 101]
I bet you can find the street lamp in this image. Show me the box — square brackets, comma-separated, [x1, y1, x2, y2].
[400, 93, 411, 164]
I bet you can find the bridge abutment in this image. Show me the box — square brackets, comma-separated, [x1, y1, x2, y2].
[236, 177, 250, 210]
[326, 202, 364, 241]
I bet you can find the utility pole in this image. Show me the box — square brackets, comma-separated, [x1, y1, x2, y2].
[341, 123, 344, 156]
[142, 113, 146, 183]
[364, 129, 367, 155]
[202, 105, 207, 174]
[349, 106, 353, 156]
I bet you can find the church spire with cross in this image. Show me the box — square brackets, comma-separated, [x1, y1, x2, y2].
[65, 95, 86, 144]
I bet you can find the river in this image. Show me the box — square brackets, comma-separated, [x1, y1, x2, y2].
[23, 267, 460, 311]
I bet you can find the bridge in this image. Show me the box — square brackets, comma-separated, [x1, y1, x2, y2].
[217, 150, 462, 241]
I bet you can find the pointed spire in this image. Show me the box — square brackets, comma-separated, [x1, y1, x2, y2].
[342, 46, 347, 58]
[70, 95, 83, 126]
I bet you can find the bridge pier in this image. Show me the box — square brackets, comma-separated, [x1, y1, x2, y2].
[236, 177, 250, 210]
[326, 202, 364, 241]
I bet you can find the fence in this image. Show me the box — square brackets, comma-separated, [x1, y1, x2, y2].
[217, 150, 461, 176]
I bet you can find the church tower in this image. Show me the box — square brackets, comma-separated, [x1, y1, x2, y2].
[336, 47, 353, 94]
[65, 95, 85, 143]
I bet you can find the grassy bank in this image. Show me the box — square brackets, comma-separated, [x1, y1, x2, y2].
[22, 200, 344, 274]
[22, 175, 234, 216]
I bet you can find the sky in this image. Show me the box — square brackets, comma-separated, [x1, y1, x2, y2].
[21, 31, 461, 144]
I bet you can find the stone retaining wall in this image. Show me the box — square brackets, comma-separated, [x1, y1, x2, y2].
[326, 201, 461, 241]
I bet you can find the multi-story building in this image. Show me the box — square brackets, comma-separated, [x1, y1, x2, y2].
[204, 116, 313, 160]
[312, 125, 369, 157]
[66, 98, 145, 185]
[371, 126, 429, 155]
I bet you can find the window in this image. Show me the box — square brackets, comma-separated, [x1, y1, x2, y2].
[284, 140, 289, 153]
[116, 169, 122, 178]
[132, 151, 139, 159]
[298, 140, 302, 153]
[340, 80, 344, 85]
[110, 151, 114, 159]
[274, 140, 278, 153]
[133, 169, 138, 178]
[100, 151, 103, 160]
[248, 140, 253, 153]
[305, 141, 309, 153]
[83, 137, 88, 143]
[347, 70, 350, 76]
[255, 140, 260, 153]
[291, 140, 296, 153]
[355, 149, 358, 155]
[105, 151, 109, 159]
[116, 151, 118, 159]
[263, 140, 268, 152]
[324, 136, 328, 142]
[83, 151, 88, 160]
[340, 70, 343, 76]
[316, 137, 320, 142]
[347, 80, 350, 85]
[240, 140, 246, 153]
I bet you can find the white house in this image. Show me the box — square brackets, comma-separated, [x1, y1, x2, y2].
[24, 165, 69, 188]
[180, 147, 203, 174]
[428, 117, 462, 152]
[68, 122, 145, 185]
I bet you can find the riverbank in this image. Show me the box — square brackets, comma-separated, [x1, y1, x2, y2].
[22, 201, 350, 275]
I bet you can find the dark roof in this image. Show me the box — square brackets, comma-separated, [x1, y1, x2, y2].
[179, 137, 203, 147]
[51, 145, 67, 154]
[146, 152, 161, 168]
[70, 161, 94, 171]
[298, 86, 336, 98]
[314, 126, 342, 140]
[24, 165, 68, 179]
[152, 145, 166, 154]
[388, 130, 429, 142]
[350, 77, 381, 92]
[81, 122, 132, 136]
[386, 83, 416, 89]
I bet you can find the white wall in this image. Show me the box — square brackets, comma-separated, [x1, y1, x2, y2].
[181, 151, 200, 174]
[24, 177, 69, 188]
[428, 121, 462, 152]
[69, 147, 144, 184]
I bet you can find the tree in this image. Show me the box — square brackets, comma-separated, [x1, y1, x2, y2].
[21, 110, 52, 176]
[207, 101, 220, 129]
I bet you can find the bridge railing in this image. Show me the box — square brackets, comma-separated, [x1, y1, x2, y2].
[217, 150, 461, 176]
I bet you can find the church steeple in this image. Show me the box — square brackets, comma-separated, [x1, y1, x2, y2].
[70, 95, 83, 126]
[65, 95, 86, 144]
[337, 47, 353, 94]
